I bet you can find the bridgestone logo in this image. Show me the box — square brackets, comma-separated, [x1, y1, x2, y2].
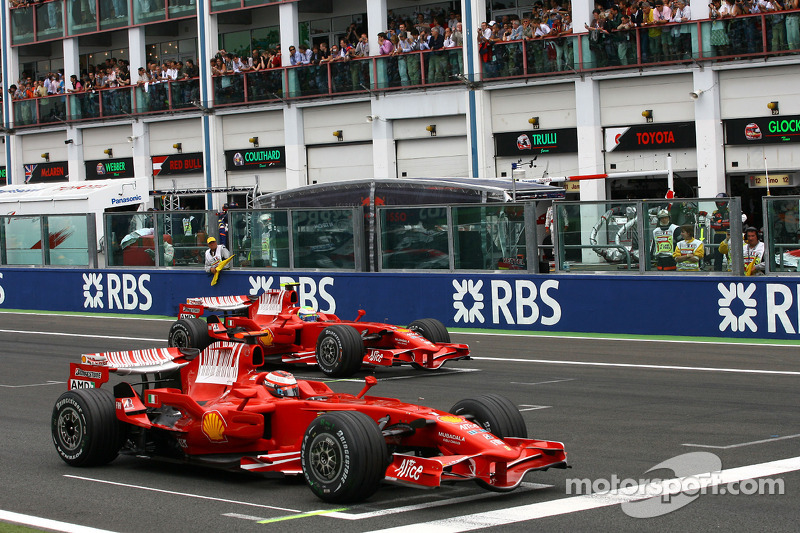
[74, 368, 103, 379]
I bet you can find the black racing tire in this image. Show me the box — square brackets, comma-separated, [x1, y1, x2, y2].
[315, 325, 364, 377]
[51, 388, 125, 467]
[301, 411, 388, 503]
[168, 318, 212, 350]
[449, 394, 527, 439]
[408, 318, 451, 344]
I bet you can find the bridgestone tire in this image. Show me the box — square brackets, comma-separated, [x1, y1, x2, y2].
[449, 394, 527, 439]
[315, 325, 364, 377]
[408, 318, 451, 344]
[51, 388, 124, 467]
[301, 411, 388, 503]
[168, 318, 212, 350]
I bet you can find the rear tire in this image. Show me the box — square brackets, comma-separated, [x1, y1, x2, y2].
[51, 388, 124, 467]
[301, 411, 388, 503]
[168, 318, 211, 350]
[408, 318, 451, 343]
[315, 325, 364, 377]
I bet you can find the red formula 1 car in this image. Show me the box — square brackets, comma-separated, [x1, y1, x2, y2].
[167, 286, 470, 377]
[52, 342, 568, 503]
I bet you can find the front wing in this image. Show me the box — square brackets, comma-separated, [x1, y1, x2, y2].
[385, 438, 567, 489]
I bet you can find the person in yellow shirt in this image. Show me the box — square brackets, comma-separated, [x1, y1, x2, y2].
[673, 224, 704, 271]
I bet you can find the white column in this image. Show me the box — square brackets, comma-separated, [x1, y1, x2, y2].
[572, 0, 593, 33]
[367, 0, 387, 57]
[3, 27, 19, 183]
[280, 2, 300, 65]
[462, 0, 493, 178]
[197, 0, 220, 209]
[208, 115, 227, 210]
[575, 78, 605, 200]
[63, 38, 80, 84]
[130, 121, 151, 205]
[371, 116, 396, 178]
[693, 68, 725, 195]
[128, 27, 146, 75]
[66, 126, 86, 182]
[689, 0, 710, 20]
[284, 106, 307, 189]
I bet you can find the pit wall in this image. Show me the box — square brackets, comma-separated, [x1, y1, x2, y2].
[4, 268, 800, 341]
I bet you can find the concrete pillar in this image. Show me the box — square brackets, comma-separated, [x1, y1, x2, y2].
[197, 0, 220, 209]
[280, 2, 300, 66]
[66, 127, 86, 182]
[128, 27, 146, 76]
[689, 0, 710, 20]
[367, 0, 387, 57]
[63, 38, 80, 86]
[284, 106, 307, 189]
[693, 68, 725, 195]
[130, 121, 151, 203]
[371, 115, 396, 178]
[462, 0, 493, 178]
[572, 0, 593, 32]
[575, 78, 605, 200]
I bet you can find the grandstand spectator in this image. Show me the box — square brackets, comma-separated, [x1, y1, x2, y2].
[789, 0, 800, 50]
[652, 0, 671, 61]
[354, 33, 369, 57]
[673, 0, 692, 59]
[616, 14, 636, 65]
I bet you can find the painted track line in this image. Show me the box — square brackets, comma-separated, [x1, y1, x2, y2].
[683, 433, 800, 449]
[0, 509, 116, 533]
[364, 456, 800, 532]
[0, 310, 170, 321]
[64, 475, 301, 512]
[473, 356, 800, 376]
[0, 329, 163, 342]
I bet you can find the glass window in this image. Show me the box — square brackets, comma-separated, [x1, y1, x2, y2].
[229, 210, 290, 268]
[36, 1, 65, 41]
[47, 215, 90, 266]
[99, 0, 129, 30]
[222, 31, 252, 58]
[210, 0, 240, 12]
[292, 209, 356, 269]
[453, 204, 526, 270]
[157, 211, 210, 267]
[11, 6, 35, 45]
[556, 201, 637, 272]
[168, 0, 193, 19]
[767, 197, 800, 273]
[105, 212, 157, 267]
[380, 207, 450, 270]
[135, 0, 166, 25]
[66, 0, 97, 37]
[251, 26, 280, 51]
[3, 216, 43, 265]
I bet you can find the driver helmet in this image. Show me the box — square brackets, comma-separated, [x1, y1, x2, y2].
[715, 192, 727, 209]
[298, 306, 318, 322]
[264, 370, 299, 398]
[657, 209, 671, 229]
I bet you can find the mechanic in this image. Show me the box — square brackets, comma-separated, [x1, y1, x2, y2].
[673, 224, 704, 271]
[205, 236, 231, 275]
[710, 193, 730, 271]
[651, 209, 681, 270]
[298, 306, 319, 322]
[263, 370, 300, 397]
[742, 226, 765, 276]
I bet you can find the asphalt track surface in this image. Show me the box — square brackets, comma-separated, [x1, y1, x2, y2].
[1, 311, 799, 532]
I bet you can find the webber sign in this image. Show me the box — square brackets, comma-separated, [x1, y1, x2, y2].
[725, 116, 800, 145]
[225, 147, 285, 170]
[604, 122, 696, 152]
[495, 129, 578, 156]
[86, 158, 134, 179]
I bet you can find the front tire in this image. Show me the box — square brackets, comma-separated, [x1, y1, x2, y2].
[449, 394, 527, 439]
[301, 411, 388, 503]
[408, 318, 451, 343]
[168, 318, 212, 349]
[315, 325, 364, 377]
[51, 388, 124, 467]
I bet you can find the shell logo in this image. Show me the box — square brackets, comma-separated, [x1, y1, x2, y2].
[259, 329, 274, 346]
[438, 415, 465, 424]
[202, 411, 228, 442]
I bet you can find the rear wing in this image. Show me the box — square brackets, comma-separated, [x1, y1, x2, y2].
[179, 290, 299, 319]
[68, 347, 199, 389]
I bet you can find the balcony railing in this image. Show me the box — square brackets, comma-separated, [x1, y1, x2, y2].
[481, 10, 800, 79]
[8, 10, 800, 127]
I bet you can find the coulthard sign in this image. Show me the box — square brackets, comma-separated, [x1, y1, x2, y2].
[725, 115, 800, 145]
[225, 147, 285, 170]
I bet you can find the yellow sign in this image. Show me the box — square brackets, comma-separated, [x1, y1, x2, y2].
[564, 181, 580, 192]
[749, 174, 791, 188]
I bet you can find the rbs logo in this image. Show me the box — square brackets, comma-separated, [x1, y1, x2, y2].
[82, 273, 152, 311]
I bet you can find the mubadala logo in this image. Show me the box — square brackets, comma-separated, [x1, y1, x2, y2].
[453, 279, 561, 326]
[248, 275, 336, 313]
[718, 282, 757, 332]
[82, 273, 152, 311]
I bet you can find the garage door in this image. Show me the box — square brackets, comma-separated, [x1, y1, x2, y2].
[307, 143, 374, 185]
[396, 137, 469, 178]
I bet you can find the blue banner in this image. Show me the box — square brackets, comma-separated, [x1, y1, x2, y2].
[0, 268, 799, 340]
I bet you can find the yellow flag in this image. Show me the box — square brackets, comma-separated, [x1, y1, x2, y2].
[211, 255, 234, 286]
[745, 259, 755, 276]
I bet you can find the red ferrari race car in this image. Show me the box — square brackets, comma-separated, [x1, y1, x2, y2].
[52, 342, 568, 503]
[167, 285, 470, 377]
